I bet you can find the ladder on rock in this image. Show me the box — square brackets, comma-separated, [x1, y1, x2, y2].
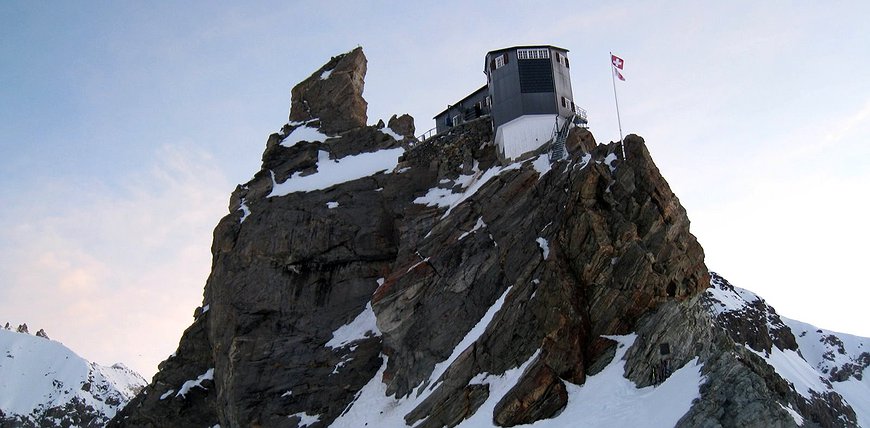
[549, 114, 574, 163]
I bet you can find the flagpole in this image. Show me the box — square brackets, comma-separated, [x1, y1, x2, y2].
[610, 52, 626, 160]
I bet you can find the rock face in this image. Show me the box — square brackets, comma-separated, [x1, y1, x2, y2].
[112, 48, 868, 428]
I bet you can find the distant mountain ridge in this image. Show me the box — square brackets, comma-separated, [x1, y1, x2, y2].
[0, 327, 146, 427]
[703, 273, 870, 427]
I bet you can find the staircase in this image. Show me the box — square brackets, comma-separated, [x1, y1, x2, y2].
[549, 114, 574, 163]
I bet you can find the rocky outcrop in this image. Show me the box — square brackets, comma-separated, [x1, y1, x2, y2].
[288, 47, 367, 135]
[388, 113, 416, 138]
[565, 126, 596, 155]
[112, 48, 866, 428]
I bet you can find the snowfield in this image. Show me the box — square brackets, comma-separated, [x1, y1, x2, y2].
[0, 329, 146, 424]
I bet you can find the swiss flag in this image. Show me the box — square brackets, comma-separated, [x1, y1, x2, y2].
[611, 54, 624, 70]
[611, 54, 625, 81]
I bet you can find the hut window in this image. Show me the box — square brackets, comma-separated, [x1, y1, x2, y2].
[495, 54, 506, 69]
[517, 48, 550, 60]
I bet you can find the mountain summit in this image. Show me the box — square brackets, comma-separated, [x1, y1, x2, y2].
[111, 48, 868, 427]
[0, 326, 146, 427]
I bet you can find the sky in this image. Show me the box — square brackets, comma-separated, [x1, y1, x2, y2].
[1, 1, 868, 379]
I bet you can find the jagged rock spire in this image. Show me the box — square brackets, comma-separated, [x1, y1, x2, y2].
[288, 47, 368, 134]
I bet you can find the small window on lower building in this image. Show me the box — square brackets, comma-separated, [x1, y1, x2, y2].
[561, 97, 567, 108]
[485, 95, 492, 107]
[452, 115, 461, 126]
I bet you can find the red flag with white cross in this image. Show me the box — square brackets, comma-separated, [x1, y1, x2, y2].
[611, 54, 625, 81]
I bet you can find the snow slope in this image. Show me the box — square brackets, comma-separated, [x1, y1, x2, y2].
[705, 274, 870, 426]
[0, 328, 146, 426]
[784, 317, 870, 427]
[330, 285, 705, 428]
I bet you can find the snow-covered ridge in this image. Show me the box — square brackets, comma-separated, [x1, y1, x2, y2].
[704, 272, 870, 426]
[0, 329, 146, 426]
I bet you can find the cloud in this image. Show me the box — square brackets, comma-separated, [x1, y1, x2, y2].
[0, 143, 231, 377]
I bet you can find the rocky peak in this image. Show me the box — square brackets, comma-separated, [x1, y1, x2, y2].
[288, 47, 368, 135]
[110, 48, 867, 428]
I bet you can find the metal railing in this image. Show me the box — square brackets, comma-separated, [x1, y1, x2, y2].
[574, 106, 588, 123]
[416, 127, 437, 143]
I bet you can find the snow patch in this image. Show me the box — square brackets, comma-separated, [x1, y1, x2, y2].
[414, 161, 523, 219]
[326, 302, 381, 349]
[176, 368, 214, 398]
[201, 304, 210, 313]
[238, 199, 251, 223]
[290, 412, 321, 427]
[269, 148, 404, 197]
[780, 403, 804, 426]
[536, 237, 550, 259]
[326, 201, 339, 209]
[280, 125, 330, 147]
[320, 68, 333, 80]
[602, 152, 618, 173]
[531, 154, 551, 179]
[458, 217, 486, 241]
[379, 127, 404, 141]
[159, 389, 175, 400]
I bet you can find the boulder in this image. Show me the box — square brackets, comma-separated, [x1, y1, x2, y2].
[388, 113, 416, 138]
[565, 126, 596, 155]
